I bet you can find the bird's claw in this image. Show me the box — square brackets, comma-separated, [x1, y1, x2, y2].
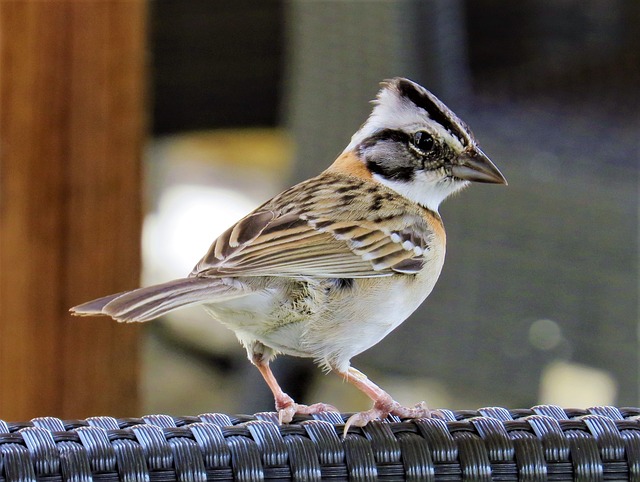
[277, 401, 338, 424]
[391, 400, 432, 418]
[343, 400, 432, 435]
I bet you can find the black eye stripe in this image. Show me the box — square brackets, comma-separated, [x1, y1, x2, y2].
[363, 129, 438, 158]
[359, 129, 411, 148]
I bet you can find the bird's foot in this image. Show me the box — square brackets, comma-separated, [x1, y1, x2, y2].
[275, 395, 337, 424]
[344, 398, 432, 434]
[390, 400, 432, 419]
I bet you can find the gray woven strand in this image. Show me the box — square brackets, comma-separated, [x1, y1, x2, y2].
[0, 406, 639, 480]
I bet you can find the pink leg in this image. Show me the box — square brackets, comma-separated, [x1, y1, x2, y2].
[254, 359, 336, 423]
[337, 366, 431, 432]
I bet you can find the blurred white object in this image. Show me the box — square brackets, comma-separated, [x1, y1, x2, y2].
[143, 185, 255, 280]
[539, 360, 617, 407]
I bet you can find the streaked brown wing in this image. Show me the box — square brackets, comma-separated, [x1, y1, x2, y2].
[191, 206, 433, 279]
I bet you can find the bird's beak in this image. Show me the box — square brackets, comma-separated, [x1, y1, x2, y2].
[451, 148, 507, 185]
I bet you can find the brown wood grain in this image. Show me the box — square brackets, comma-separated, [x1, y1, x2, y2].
[0, 2, 147, 420]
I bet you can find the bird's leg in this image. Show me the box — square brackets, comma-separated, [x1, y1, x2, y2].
[336, 366, 431, 432]
[250, 345, 336, 423]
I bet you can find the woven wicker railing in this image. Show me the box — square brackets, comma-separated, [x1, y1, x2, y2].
[1, 405, 639, 481]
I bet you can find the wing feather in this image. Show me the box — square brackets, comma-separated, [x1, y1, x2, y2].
[192, 175, 437, 279]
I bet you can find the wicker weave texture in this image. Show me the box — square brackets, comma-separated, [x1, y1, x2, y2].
[1, 405, 639, 481]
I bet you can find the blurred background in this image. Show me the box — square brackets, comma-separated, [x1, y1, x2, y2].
[1, 0, 638, 421]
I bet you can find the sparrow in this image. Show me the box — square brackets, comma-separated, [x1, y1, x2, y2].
[71, 77, 506, 430]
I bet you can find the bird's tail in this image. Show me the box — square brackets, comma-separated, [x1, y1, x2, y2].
[70, 277, 244, 322]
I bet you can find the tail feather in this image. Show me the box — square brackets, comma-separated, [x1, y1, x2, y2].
[70, 277, 245, 322]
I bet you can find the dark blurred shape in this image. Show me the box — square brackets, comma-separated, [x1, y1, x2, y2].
[151, 0, 285, 134]
[467, 0, 640, 116]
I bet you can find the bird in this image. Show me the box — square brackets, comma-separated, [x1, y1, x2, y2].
[71, 77, 507, 430]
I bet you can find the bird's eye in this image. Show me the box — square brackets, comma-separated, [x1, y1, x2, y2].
[412, 131, 435, 153]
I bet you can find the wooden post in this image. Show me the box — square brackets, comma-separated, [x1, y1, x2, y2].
[0, 2, 146, 420]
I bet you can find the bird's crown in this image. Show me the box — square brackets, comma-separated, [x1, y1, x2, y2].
[346, 78, 472, 153]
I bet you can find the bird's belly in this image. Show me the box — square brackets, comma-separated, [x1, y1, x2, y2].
[201, 254, 444, 368]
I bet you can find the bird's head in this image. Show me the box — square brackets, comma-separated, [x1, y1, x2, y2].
[345, 77, 507, 212]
